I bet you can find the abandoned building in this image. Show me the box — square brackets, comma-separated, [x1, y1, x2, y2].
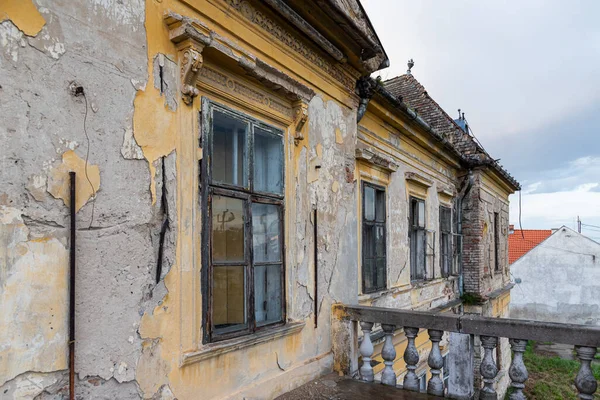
[1, 0, 598, 399]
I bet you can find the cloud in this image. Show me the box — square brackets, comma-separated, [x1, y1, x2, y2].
[518, 156, 600, 194]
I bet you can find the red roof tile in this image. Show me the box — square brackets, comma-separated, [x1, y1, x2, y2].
[508, 229, 553, 264]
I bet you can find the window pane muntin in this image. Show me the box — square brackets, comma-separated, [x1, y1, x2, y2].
[213, 265, 248, 334]
[204, 100, 286, 341]
[211, 109, 249, 188]
[253, 127, 284, 195]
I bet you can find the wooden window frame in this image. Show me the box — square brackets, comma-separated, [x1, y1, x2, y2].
[201, 99, 286, 343]
[439, 206, 452, 278]
[361, 181, 387, 294]
[409, 196, 427, 282]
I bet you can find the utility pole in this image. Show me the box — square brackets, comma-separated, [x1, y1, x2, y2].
[577, 216, 581, 233]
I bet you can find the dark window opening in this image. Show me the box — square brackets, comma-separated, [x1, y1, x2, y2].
[440, 206, 453, 278]
[362, 182, 386, 293]
[202, 100, 285, 342]
[410, 197, 426, 281]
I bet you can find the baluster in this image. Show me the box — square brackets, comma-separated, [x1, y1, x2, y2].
[479, 336, 499, 400]
[381, 324, 397, 386]
[575, 346, 598, 400]
[427, 329, 444, 396]
[403, 327, 420, 391]
[508, 339, 528, 400]
[359, 321, 374, 382]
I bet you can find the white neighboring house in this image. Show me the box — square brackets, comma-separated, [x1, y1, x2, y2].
[510, 226, 600, 325]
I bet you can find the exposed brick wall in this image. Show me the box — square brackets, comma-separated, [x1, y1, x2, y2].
[461, 170, 512, 296]
[461, 173, 484, 294]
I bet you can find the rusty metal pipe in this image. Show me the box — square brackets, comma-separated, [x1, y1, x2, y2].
[69, 172, 76, 400]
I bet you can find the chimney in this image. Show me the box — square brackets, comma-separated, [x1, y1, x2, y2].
[509, 224, 514, 234]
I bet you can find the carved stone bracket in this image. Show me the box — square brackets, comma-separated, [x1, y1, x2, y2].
[355, 143, 398, 172]
[292, 100, 309, 145]
[180, 45, 205, 105]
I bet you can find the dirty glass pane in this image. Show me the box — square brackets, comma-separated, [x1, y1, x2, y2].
[376, 258, 386, 289]
[254, 127, 283, 194]
[363, 225, 374, 258]
[363, 259, 373, 291]
[375, 225, 385, 257]
[441, 232, 450, 277]
[212, 109, 248, 187]
[416, 229, 426, 279]
[213, 266, 247, 333]
[375, 189, 385, 221]
[417, 200, 425, 228]
[254, 264, 283, 326]
[252, 203, 281, 263]
[440, 207, 451, 232]
[364, 186, 375, 221]
[212, 195, 245, 262]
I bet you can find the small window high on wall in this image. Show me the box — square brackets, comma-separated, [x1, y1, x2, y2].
[362, 182, 386, 293]
[202, 100, 284, 342]
[410, 197, 426, 281]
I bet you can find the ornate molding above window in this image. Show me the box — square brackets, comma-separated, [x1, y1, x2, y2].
[355, 143, 398, 172]
[437, 185, 456, 198]
[165, 12, 316, 107]
[405, 172, 433, 188]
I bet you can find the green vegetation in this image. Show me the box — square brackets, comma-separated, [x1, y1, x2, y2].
[460, 292, 485, 305]
[505, 341, 600, 400]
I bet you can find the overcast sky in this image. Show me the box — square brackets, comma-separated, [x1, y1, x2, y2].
[362, 0, 600, 239]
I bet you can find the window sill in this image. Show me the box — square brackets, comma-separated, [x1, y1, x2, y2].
[359, 276, 459, 303]
[181, 321, 305, 366]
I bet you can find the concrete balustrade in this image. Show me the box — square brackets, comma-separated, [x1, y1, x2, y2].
[333, 304, 600, 399]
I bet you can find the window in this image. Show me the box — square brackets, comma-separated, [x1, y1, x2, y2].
[494, 212, 500, 271]
[202, 101, 285, 342]
[362, 183, 386, 293]
[410, 197, 426, 281]
[440, 206, 452, 278]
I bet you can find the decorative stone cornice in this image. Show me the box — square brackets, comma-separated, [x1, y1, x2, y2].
[405, 172, 433, 187]
[355, 143, 398, 172]
[166, 12, 316, 106]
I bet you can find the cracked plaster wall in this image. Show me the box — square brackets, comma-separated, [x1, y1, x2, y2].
[0, 0, 166, 398]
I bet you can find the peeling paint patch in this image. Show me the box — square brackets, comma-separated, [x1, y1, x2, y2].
[335, 128, 344, 144]
[26, 174, 47, 202]
[121, 127, 145, 160]
[27, 8, 65, 60]
[0, 206, 68, 386]
[47, 150, 100, 212]
[0, 0, 46, 37]
[0, 370, 67, 400]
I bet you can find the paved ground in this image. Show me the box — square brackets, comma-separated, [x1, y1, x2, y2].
[534, 342, 576, 360]
[276, 373, 443, 400]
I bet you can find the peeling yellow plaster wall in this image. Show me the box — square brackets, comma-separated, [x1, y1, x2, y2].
[132, 0, 178, 204]
[0, 0, 45, 36]
[47, 150, 100, 212]
[0, 206, 68, 386]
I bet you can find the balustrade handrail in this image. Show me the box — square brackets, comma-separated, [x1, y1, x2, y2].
[335, 304, 600, 347]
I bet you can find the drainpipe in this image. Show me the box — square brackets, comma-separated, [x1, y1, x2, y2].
[69, 172, 76, 400]
[458, 170, 474, 297]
